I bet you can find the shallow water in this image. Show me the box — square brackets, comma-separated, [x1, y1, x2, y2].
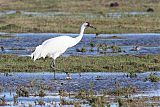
[0, 91, 118, 107]
[0, 92, 79, 107]
[106, 12, 150, 18]
[0, 72, 159, 92]
[1, 33, 160, 56]
[0, 72, 159, 106]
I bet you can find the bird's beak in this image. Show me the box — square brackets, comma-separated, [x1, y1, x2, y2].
[89, 25, 96, 29]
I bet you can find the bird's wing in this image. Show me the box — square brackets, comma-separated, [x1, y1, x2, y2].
[40, 36, 75, 59]
[31, 36, 75, 60]
[42, 36, 74, 46]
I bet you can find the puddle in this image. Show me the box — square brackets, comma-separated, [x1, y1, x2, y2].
[0, 10, 17, 16]
[106, 12, 151, 18]
[132, 89, 160, 97]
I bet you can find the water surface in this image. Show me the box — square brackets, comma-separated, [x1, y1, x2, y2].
[1, 33, 160, 56]
[0, 72, 159, 106]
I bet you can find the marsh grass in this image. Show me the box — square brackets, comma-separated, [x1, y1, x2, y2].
[75, 86, 156, 107]
[118, 96, 160, 107]
[76, 47, 87, 53]
[1, 0, 160, 13]
[108, 87, 137, 96]
[16, 87, 29, 97]
[37, 100, 45, 106]
[1, 14, 160, 33]
[0, 54, 160, 73]
[38, 87, 160, 106]
[0, 95, 7, 106]
[38, 90, 46, 97]
[147, 73, 160, 82]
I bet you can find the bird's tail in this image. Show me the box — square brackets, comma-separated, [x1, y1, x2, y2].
[31, 45, 43, 61]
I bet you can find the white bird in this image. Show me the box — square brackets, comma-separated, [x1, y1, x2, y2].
[31, 22, 96, 79]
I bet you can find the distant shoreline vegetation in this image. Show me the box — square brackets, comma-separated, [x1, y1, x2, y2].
[0, 0, 160, 33]
[0, 54, 160, 72]
[0, 12, 159, 34]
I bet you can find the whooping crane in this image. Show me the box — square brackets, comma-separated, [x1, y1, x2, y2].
[31, 22, 96, 79]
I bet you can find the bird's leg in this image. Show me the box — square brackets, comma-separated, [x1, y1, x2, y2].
[50, 59, 61, 71]
[50, 59, 56, 79]
[43, 58, 46, 62]
[50, 60, 56, 70]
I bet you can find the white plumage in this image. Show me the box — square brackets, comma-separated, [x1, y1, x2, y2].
[31, 22, 96, 73]
[31, 36, 75, 61]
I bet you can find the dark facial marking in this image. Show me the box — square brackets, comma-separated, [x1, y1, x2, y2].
[86, 22, 90, 27]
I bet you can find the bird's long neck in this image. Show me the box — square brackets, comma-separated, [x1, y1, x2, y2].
[74, 26, 85, 45]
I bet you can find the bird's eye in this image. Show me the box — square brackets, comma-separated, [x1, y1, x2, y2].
[86, 22, 90, 27]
